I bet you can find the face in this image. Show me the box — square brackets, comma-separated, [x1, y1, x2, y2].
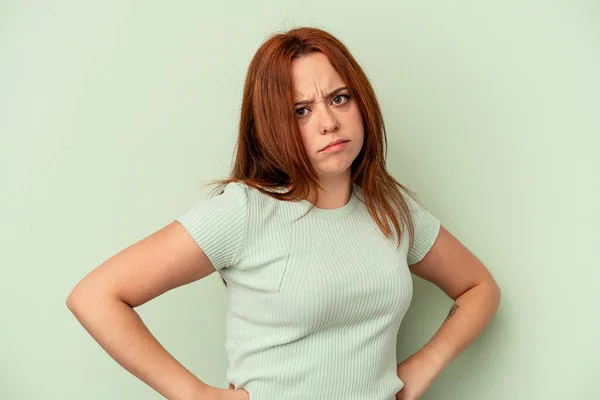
[291, 52, 364, 181]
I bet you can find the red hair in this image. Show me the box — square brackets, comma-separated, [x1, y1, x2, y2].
[211, 26, 417, 250]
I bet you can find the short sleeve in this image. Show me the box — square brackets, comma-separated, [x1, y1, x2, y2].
[404, 192, 441, 266]
[176, 182, 248, 271]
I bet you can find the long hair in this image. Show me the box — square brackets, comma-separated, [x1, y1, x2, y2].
[210, 26, 418, 252]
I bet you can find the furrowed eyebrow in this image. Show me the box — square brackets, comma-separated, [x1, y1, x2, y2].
[294, 86, 348, 107]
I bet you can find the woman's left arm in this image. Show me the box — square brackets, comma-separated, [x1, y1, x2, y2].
[396, 225, 501, 399]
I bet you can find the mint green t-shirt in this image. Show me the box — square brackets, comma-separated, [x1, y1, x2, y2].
[177, 182, 441, 400]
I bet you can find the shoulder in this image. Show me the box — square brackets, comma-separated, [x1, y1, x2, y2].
[175, 181, 251, 271]
[218, 180, 250, 200]
[398, 187, 441, 265]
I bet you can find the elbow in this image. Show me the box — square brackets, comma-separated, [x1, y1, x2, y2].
[66, 280, 113, 316]
[465, 278, 501, 312]
[487, 279, 502, 311]
[65, 291, 75, 312]
[66, 283, 88, 316]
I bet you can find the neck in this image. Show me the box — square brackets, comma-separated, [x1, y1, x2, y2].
[308, 172, 353, 210]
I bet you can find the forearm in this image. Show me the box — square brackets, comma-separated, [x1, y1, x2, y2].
[67, 293, 212, 400]
[416, 281, 501, 372]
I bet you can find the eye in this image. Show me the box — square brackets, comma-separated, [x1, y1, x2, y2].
[332, 94, 350, 105]
[295, 107, 309, 117]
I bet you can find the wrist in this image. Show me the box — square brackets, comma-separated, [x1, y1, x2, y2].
[186, 382, 218, 400]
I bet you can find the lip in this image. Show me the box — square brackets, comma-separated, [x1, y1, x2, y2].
[320, 139, 349, 152]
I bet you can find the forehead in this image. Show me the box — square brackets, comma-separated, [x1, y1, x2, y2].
[291, 53, 345, 97]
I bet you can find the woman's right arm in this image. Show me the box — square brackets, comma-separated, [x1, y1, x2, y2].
[66, 221, 247, 400]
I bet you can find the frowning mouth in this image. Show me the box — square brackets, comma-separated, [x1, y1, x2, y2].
[320, 139, 349, 152]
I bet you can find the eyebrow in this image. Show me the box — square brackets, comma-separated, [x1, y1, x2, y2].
[294, 86, 349, 107]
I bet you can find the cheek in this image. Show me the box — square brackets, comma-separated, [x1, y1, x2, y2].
[352, 106, 364, 130]
[299, 124, 319, 153]
[350, 108, 365, 145]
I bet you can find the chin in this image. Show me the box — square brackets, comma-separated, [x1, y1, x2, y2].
[316, 164, 353, 179]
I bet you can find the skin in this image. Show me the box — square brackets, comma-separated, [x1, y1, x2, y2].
[66, 52, 500, 400]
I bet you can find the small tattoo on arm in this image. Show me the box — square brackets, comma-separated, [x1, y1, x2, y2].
[445, 303, 459, 321]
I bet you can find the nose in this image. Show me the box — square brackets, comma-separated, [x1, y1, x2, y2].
[319, 106, 339, 134]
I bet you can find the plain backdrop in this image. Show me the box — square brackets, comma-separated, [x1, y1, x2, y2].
[1, 1, 599, 399]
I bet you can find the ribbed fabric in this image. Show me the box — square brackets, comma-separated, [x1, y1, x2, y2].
[177, 182, 441, 400]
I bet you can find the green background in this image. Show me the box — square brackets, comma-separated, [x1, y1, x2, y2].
[1, 1, 598, 398]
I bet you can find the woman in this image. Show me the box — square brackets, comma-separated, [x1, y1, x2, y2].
[67, 27, 501, 400]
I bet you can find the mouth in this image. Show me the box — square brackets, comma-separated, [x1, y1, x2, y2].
[320, 139, 349, 152]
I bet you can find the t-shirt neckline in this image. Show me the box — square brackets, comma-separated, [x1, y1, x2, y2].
[268, 183, 361, 219]
[298, 186, 360, 219]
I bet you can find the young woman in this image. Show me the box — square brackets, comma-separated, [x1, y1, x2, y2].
[67, 27, 501, 400]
